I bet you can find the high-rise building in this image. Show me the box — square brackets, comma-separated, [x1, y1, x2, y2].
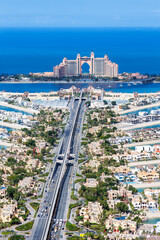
[53, 52, 118, 77]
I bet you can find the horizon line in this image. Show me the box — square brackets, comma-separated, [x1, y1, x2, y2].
[1, 26, 160, 29]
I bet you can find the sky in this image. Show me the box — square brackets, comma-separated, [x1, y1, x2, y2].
[1, 0, 160, 27]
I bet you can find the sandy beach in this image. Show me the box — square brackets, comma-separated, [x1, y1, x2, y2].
[130, 181, 160, 189]
[0, 121, 30, 130]
[0, 101, 38, 114]
[128, 159, 160, 167]
[0, 140, 14, 147]
[118, 101, 160, 115]
[144, 211, 160, 219]
[117, 120, 160, 131]
[124, 139, 160, 148]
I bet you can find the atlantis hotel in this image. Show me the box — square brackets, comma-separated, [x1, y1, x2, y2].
[53, 52, 118, 78]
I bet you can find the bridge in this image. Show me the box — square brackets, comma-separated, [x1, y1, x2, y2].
[30, 92, 86, 240]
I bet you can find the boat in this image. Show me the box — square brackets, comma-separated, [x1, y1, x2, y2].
[108, 84, 111, 88]
[119, 83, 123, 87]
[127, 83, 131, 86]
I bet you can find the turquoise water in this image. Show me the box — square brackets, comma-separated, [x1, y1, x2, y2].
[129, 142, 160, 150]
[0, 126, 14, 132]
[0, 146, 6, 149]
[124, 106, 160, 116]
[0, 105, 31, 115]
[132, 124, 160, 130]
[144, 218, 160, 224]
[138, 187, 160, 193]
[1, 28, 160, 74]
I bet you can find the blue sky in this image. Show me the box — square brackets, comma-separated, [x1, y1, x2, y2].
[1, 0, 160, 27]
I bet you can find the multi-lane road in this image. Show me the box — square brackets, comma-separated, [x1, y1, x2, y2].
[50, 98, 85, 240]
[30, 95, 85, 240]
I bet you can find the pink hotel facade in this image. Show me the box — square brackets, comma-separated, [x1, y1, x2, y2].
[53, 52, 118, 78]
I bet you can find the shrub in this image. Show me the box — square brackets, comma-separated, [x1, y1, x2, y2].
[66, 221, 80, 231]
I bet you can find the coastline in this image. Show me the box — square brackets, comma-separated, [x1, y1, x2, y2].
[118, 102, 160, 115]
[124, 139, 160, 148]
[117, 120, 160, 131]
[0, 140, 14, 147]
[128, 159, 160, 167]
[0, 101, 38, 114]
[0, 80, 116, 84]
[0, 121, 30, 130]
[130, 181, 160, 189]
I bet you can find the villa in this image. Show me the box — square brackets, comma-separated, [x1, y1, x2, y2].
[79, 202, 103, 223]
[137, 170, 159, 181]
[105, 216, 136, 233]
[0, 201, 17, 223]
[84, 178, 98, 188]
[108, 186, 133, 201]
[132, 196, 157, 209]
[18, 177, 36, 194]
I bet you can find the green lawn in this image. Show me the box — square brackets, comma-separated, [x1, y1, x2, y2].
[30, 202, 40, 217]
[9, 235, 25, 240]
[15, 221, 34, 231]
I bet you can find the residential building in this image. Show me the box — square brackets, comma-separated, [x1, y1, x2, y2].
[105, 216, 136, 233]
[84, 178, 98, 188]
[137, 170, 159, 181]
[80, 202, 103, 223]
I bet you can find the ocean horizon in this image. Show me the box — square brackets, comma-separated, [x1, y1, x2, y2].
[0, 27, 160, 75]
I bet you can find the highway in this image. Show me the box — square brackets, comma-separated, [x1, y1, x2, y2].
[50, 99, 85, 239]
[30, 95, 85, 240]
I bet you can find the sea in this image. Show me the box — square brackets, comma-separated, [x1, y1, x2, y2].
[1, 27, 160, 93]
[0, 82, 159, 93]
[0, 27, 160, 75]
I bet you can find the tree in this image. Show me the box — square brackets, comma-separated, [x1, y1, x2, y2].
[7, 186, 16, 199]
[128, 185, 138, 194]
[10, 217, 21, 225]
[111, 101, 117, 106]
[133, 216, 142, 228]
[116, 202, 128, 213]
[25, 139, 36, 147]
[5, 157, 17, 166]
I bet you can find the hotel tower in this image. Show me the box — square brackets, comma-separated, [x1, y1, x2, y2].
[53, 52, 118, 78]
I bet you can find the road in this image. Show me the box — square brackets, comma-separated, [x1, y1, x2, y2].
[50, 99, 85, 240]
[30, 96, 85, 240]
